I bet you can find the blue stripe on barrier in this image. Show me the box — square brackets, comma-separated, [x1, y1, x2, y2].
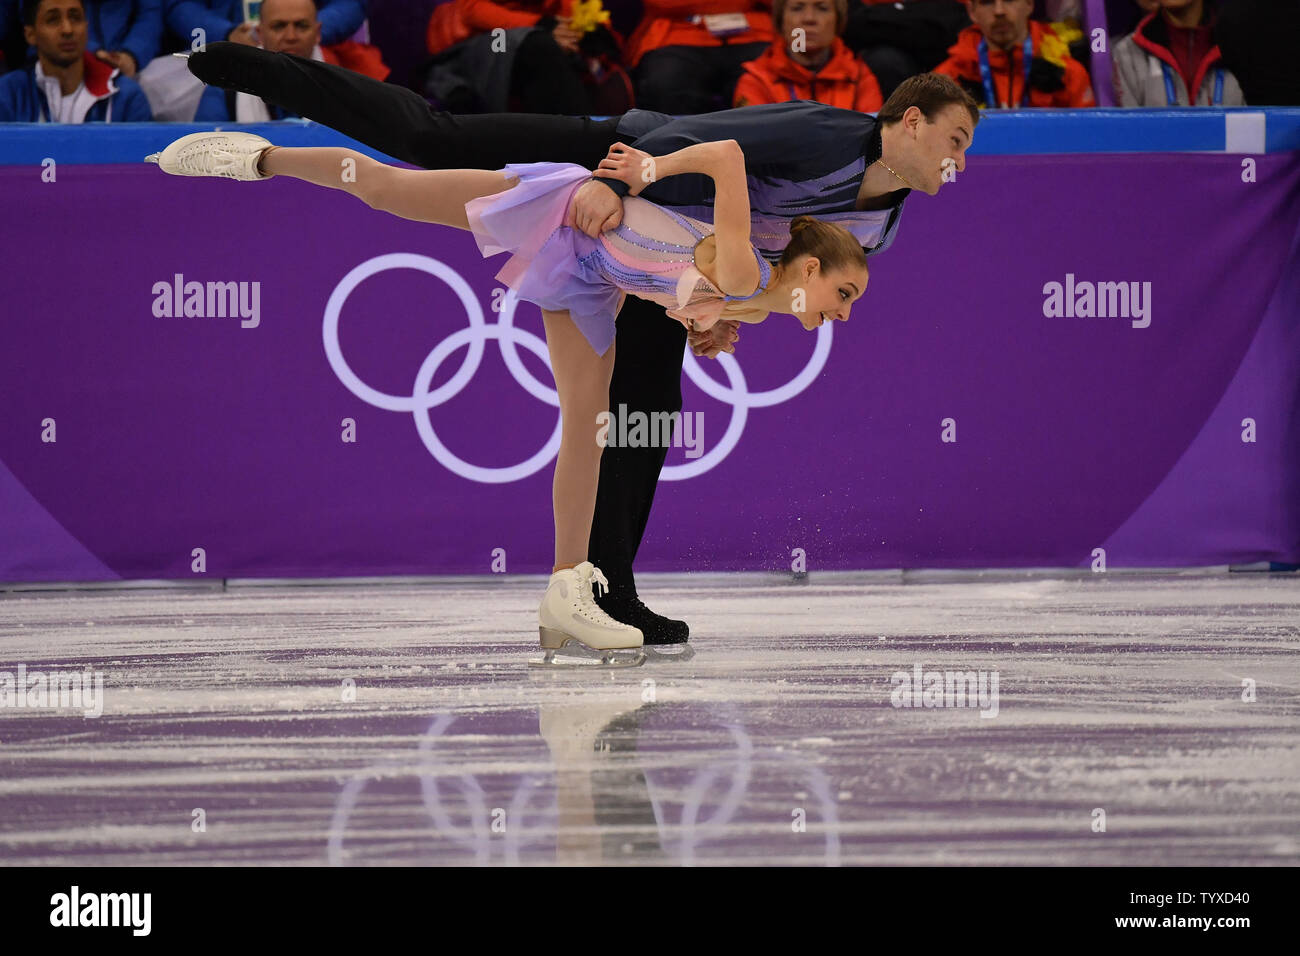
[0, 120, 402, 166]
[1, 108, 1299, 165]
[964, 108, 1300, 154]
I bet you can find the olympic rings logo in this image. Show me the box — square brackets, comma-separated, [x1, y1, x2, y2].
[323, 253, 835, 484]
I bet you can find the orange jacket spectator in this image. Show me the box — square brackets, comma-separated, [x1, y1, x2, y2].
[933, 20, 1094, 108]
[429, 0, 569, 54]
[625, 1, 776, 71]
[734, 36, 881, 110]
[462, 0, 565, 30]
[322, 40, 390, 81]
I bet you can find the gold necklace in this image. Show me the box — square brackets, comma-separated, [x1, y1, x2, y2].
[876, 156, 915, 190]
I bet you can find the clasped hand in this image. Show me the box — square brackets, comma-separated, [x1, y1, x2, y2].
[688, 319, 740, 359]
[567, 142, 658, 236]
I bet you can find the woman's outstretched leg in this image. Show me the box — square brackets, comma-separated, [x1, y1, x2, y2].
[258, 146, 512, 229]
[542, 309, 615, 572]
[148, 131, 514, 230]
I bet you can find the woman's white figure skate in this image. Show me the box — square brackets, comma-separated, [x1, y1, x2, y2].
[144, 131, 274, 181]
[533, 562, 645, 668]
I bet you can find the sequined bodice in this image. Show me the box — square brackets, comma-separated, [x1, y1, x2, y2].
[580, 195, 773, 331]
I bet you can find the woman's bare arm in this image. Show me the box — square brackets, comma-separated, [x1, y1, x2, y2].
[593, 140, 761, 297]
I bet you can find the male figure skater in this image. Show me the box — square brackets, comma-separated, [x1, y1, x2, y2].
[185, 43, 979, 644]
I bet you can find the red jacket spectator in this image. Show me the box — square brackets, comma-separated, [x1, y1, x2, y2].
[429, 0, 569, 54]
[734, 35, 881, 110]
[933, 19, 1094, 107]
[322, 39, 390, 81]
[625, 1, 776, 71]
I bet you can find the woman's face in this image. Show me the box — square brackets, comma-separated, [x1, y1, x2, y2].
[789, 257, 868, 330]
[781, 0, 839, 55]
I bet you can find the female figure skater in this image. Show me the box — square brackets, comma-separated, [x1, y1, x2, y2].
[147, 131, 869, 666]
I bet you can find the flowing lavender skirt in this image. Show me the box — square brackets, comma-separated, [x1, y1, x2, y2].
[465, 162, 624, 356]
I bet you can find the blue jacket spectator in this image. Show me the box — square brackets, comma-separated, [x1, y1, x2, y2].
[1, 0, 162, 74]
[193, 0, 383, 120]
[0, 47, 151, 119]
[165, 0, 366, 49]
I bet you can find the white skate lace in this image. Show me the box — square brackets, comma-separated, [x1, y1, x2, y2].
[179, 143, 245, 178]
[576, 566, 627, 627]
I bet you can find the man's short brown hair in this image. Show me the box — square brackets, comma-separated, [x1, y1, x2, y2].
[877, 73, 981, 130]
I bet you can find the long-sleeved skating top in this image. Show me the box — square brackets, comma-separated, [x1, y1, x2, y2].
[606, 101, 909, 263]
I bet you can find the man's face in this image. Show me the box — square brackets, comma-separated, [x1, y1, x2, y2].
[259, 0, 320, 58]
[903, 104, 973, 196]
[781, 0, 838, 54]
[967, 0, 1033, 51]
[24, 0, 86, 69]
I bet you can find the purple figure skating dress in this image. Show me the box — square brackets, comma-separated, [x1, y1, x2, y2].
[464, 162, 773, 356]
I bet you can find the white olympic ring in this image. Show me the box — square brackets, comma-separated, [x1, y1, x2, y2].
[323, 253, 834, 484]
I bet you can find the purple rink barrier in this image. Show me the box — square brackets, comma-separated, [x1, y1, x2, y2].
[2, 150, 1299, 581]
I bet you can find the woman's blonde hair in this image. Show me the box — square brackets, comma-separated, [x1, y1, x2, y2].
[779, 215, 868, 279]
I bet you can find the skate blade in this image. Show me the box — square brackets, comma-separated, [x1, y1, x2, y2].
[643, 644, 695, 663]
[529, 639, 645, 669]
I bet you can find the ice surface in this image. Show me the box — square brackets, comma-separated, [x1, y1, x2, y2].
[0, 570, 1297, 866]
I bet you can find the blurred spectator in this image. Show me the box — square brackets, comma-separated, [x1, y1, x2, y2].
[0, 0, 151, 119]
[194, 0, 385, 119]
[422, 0, 630, 114]
[260, 0, 382, 74]
[733, 0, 881, 111]
[626, 0, 776, 113]
[933, 0, 1094, 107]
[1044, 0, 1084, 16]
[1, 5, 19, 72]
[136, 0, 366, 118]
[1213, 0, 1300, 105]
[162, 0, 366, 51]
[1112, 0, 1243, 106]
[0, 0, 162, 77]
[841, 0, 970, 99]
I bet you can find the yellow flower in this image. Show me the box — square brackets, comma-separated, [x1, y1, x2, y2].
[569, 0, 612, 34]
[1038, 28, 1071, 68]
